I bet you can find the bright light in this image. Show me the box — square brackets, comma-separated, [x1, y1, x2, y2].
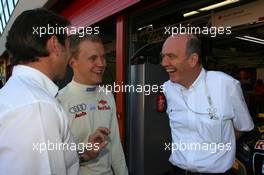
[199, 0, 240, 11]
[243, 36, 264, 43]
[183, 0, 240, 18]
[183, 11, 199, 17]
[235, 36, 264, 45]
[137, 24, 153, 31]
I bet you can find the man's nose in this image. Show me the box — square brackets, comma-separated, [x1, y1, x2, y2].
[161, 56, 168, 67]
[96, 57, 105, 67]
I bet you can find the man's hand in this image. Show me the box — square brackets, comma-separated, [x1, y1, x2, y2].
[81, 127, 110, 161]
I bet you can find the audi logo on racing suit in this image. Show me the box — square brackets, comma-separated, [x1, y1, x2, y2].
[69, 103, 87, 114]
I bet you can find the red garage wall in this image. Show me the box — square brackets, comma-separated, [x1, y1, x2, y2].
[59, 0, 140, 26]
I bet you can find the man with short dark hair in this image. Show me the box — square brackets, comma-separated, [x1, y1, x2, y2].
[161, 34, 254, 174]
[0, 9, 107, 175]
[57, 34, 128, 175]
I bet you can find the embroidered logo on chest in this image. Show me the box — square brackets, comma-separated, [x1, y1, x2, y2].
[97, 100, 111, 110]
[75, 111, 87, 118]
[69, 103, 87, 114]
[88, 104, 97, 111]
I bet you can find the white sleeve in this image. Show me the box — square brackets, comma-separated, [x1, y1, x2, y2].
[231, 80, 254, 131]
[0, 102, 81, 175]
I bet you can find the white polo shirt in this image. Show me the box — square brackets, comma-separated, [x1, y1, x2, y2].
[163, 68, 254, 173]
[0, 65, 81, 175]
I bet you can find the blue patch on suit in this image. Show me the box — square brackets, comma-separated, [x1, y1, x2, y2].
[86, 87, 96, 92]
[88, 104, 96, 111]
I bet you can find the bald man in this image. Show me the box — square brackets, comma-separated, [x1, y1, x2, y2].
[161, 34, 254, 175]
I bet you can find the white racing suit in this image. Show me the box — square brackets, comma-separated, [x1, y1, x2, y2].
[57, 80, 128, 175]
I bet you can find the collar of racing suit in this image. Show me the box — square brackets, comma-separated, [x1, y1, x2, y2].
[69, 80, 98, 95]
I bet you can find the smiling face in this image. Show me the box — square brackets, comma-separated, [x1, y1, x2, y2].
[161, 35, 194, 85]
[70, 40, 106, 85]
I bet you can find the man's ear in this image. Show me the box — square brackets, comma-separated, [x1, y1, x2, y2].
[189, 53, 199, 67]
[68, 57, 76, 68]
[46, 35, 60, 56]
